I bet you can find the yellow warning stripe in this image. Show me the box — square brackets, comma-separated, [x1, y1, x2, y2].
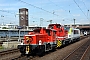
[57, 40, 62, 47]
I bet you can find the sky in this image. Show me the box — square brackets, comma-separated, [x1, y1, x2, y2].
[0, 0, 90, 27]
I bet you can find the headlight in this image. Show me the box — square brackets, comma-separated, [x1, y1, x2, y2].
[39, 40, 42, 45]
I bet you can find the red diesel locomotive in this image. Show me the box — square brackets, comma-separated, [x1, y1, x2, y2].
[18, 24, 80, 55]
[18, 27, 57, 55]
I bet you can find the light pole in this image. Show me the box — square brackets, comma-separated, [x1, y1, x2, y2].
[17, 26, 22, 42]
[8, 30, 10, 41]
[23, 25, 26, 35]
[19, 29, 20, 42]
[7, 30, 11, 48]
[40, 18, 43, 27]
[73, 19, 75, 28]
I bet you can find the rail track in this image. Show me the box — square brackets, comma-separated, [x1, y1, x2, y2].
[11, 55, 37, 60]
[62, 36, 90, 60]
[80, 45, 90, 60]
[0, 35, 89, 60]
[10, 35, 90, 60]
[0, 49, 20, 60]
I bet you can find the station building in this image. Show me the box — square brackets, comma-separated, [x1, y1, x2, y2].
[64, 24, 90, 35]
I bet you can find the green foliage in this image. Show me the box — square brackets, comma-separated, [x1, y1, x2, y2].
[0, 46, 4, 49]
[2, 27, 7, 29]
[2, 27, 9, 29]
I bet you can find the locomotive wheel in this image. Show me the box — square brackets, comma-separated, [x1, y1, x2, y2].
[21, 53, 25, 56]
[37, 48, 45, 57]
[69, 39, 72, 43]
[36, 45, 45, 56]
[51, 45, 56, 52]
[62, 40, 66, 46]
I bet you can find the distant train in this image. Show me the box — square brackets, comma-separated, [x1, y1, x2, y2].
[83, 31, 87, 36]
[83, 30, 90, 36]
[18, 24, 80, 56]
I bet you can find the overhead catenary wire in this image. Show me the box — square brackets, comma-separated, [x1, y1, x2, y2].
[0, 9, 15, 15]
[0, 4, 49, 26]
[82, 0, 88, 10]
[68, 5, 74, 19]
[18, 0, 59, 16]
[0, 6, 39, 20]
[81, 0, 90, 30]
[48, 0, 67, 11]
[18, 0, 62, 25]
[0, 9, 17, 18]
[73, 0, 89, 20]
[81, 0, 89, 18]
[48, 0, 59, 8]
[48, 0, 75, 23]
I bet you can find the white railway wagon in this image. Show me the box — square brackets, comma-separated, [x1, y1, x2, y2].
[68, 28, 80, 42]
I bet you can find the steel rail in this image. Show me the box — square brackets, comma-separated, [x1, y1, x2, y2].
[80, 45, 90, 60]
[62, 37, 89, 60]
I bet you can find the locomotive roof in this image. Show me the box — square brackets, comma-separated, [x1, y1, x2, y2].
[33, 28, 45, 31]
[48, 24, 61, 26]
[47, 28, 57, 31]
[33, 28, 57, 32]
